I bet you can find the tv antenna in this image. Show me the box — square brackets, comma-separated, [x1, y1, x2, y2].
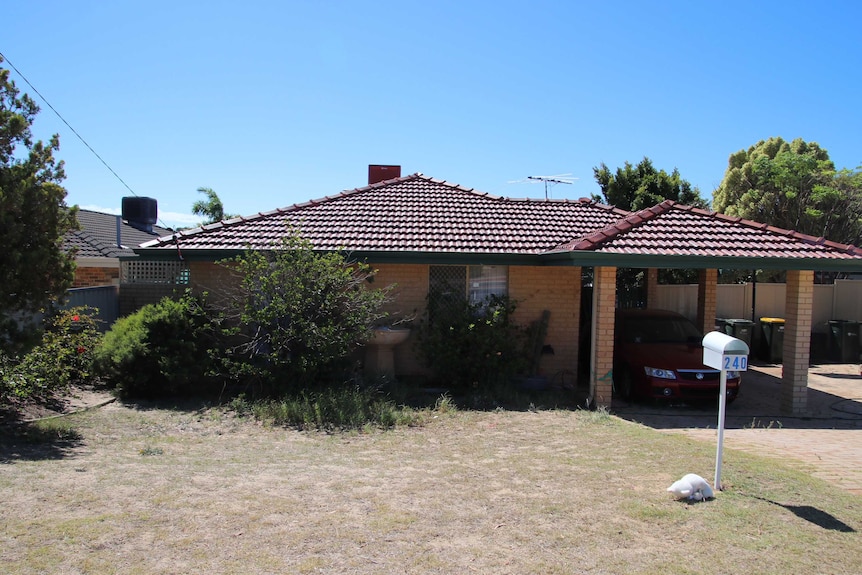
[508, 173, 577, 199]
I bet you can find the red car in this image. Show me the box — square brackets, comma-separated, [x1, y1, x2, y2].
[613, 308, 741, 403]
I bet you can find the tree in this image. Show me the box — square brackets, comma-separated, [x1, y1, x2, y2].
[192, 186, 237, 224]
[712, 137, 862, 246]
[0, 56, 77, 337]
[592, 157, 708, 211]
[217, 229, 391, 394]
[592, 158, 708, 290]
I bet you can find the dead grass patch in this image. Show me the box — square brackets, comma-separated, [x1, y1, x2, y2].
[1, 402, 859, 574]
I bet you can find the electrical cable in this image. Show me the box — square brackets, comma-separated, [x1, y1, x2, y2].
[0, 51, 138, 198]
[1, 51, 180, 247]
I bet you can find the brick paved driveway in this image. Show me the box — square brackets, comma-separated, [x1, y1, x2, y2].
[613, 363, 862, 495]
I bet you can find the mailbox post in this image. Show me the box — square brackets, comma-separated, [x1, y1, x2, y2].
[702, 331, 750, 491]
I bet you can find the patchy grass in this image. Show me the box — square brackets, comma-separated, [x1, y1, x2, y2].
[228, 386, 428, 430]
[0, 402, 859, 574]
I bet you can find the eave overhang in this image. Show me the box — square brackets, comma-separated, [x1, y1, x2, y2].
[538, 250, 862, 272]
[130, 246, 862, 273]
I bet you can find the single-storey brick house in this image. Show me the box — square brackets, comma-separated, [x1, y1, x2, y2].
[131, 166, 862, 414]
[65, 200, 171, 288]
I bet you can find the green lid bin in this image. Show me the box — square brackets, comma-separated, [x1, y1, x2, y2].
[828, 320, 860, 363]
[723, 319, 754, 347]
[759, 317, 785, 363]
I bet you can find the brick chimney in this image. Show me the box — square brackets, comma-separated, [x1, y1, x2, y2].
[368, 164, 401, 185]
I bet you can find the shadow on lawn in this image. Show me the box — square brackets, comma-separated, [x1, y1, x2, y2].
[0, 421, 84, 463]
[752, 496, 857, 532]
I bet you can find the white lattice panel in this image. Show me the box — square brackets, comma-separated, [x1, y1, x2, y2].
[121, 260, 190, 284]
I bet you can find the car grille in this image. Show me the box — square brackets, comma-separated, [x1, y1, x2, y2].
[676, 370, 721, 382]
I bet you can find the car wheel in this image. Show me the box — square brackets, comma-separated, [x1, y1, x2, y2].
[614, 367, 633, 401]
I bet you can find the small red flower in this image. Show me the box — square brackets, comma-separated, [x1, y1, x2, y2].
[77, 346, 86, 354]
[72, 315, 80, 322]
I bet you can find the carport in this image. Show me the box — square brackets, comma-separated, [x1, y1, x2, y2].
[543, 201, 862, 415]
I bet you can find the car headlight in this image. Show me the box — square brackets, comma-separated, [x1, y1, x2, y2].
[726, 371, 740, 379]
[644, 367, 676, 380]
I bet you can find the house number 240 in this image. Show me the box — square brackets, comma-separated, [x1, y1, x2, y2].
[722, 355, 748, 371]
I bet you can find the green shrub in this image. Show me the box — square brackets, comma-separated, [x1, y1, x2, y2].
[233, 385, 424, 430]
[218, 229, 391, 395]
[415, 294, 530, 392]
[93, 292, 220, 398]
[0, 307, 101, 403]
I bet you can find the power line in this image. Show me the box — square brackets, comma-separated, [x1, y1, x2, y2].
[0, 51, 138, 197]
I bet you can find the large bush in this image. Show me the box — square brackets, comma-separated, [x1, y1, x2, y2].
[93, 292, 219, 398]
[0, 307, 101, 404]
[415, 294, 530, 392]
[217, 230, 391, 395]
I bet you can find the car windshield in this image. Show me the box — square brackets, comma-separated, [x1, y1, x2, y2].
[621, 316, 703, 344]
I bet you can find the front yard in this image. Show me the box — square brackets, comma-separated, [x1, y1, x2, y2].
[1, 401, 860, 574]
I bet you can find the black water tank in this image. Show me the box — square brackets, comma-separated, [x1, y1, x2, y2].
[122, 197, 158, 227]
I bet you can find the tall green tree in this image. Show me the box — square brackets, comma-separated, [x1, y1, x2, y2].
[592, 157, 708, 291]
[712, 137, 862, 246]
[192, 186, 237, 224]
[0, 56, 77, 335]
[592, 157, 708, 211]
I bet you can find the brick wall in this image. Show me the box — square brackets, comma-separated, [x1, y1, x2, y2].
[73, 266, 120, 288]
[509, 266, 581, 386]
[189, 261, 240, 304]
[371, 264, 429, 376]
[181, 260, 587, 381]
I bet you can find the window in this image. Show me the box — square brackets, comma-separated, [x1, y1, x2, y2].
[429, 265, 508, 310]
[467, 265, 508, 304]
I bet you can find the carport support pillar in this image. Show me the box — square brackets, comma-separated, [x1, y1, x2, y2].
[782, 270, 813, 415]
[697, 269, 718, 335]
[590, 266, 617, 409]
[646, 268, 659, 309]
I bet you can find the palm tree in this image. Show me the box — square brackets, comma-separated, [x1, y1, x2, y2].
[192, 187, 237, 224]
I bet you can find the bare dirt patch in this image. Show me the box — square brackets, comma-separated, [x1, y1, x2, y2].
[1, 401, 860, 574]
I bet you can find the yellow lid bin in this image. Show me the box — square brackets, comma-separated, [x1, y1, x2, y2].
[759, 317, 785, 363]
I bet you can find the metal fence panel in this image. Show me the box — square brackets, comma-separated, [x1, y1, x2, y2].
[64, 285, 119, 331]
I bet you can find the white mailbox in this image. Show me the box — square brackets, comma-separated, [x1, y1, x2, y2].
[702, 331, 750, 372]
[702, 330, 750, 492]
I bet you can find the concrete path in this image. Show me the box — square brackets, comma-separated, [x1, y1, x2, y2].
[613, 363, 862, 495]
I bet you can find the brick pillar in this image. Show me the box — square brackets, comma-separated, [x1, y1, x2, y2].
[645, 268, 659, 309]
[590, 266, 617, 409]
[782, 270, 813, 415]
[697, 269, 718, 334]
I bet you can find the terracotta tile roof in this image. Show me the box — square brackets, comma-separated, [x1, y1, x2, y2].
[65, 209, 173, 259]
[137, 175, 862, 268]
[555, 201, 862, 259]
[141, 174, 630, 254]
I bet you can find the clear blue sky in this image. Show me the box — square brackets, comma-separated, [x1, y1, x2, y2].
[5, 1, 861, 229]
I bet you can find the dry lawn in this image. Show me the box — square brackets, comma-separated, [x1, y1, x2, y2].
[1, 399, 860, 574]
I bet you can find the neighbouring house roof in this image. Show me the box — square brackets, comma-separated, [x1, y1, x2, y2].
[136, 173, 862, 272]
[65, 209, 173, 260]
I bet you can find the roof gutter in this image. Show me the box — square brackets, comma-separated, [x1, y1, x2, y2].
[131, 247, 862, 272]
[538, 250, 862, 272]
